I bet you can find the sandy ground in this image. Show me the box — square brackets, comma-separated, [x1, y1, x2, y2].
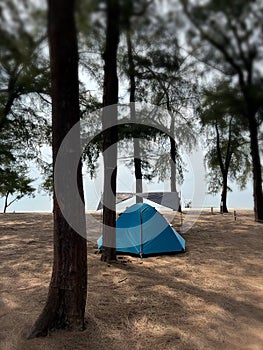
[0, 210, 263, 350]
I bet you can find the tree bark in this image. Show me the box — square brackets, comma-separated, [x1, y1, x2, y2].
[28, 0, 87, 338]
[167, 103, 181, 211]
[126, 31, 143, 202]
[101, 0, 120, 262]
[3, 192, 9, 213]
[169, 117, 177, 193]
[215, 121, 230, 214]
[220, 174, 228, 213]
[247, 112, 263, 222]
[238, 81, 263, 221]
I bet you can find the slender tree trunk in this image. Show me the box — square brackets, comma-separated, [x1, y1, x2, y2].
[169, 118, 177, 193]
[247, 113, 263, 222]
[168, 106, 181, 211]
[240, 82, 263, 222]
[134, 144, 143, 201]
[3, 195, 18, 213]
[133, 112, 143, 201]
[28, 0, 87, 338]
[220, 174, 228, 213]
[237, 82, 263, 222]
[126, 31, 143, 202]
[214, 121, 229, 214]
[101, 0, 120, 262]
[170, 137, 177, 192]
[3, 192, 9, 213]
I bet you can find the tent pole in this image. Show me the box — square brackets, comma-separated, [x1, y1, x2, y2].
[140, 211, 143, 258]
[140, 207, 148, 258]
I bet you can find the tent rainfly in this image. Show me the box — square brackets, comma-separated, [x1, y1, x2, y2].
[97, 203, 185, 257]
[96, 191, 180, 211]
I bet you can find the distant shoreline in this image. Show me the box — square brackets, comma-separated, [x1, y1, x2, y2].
[0, 208, 254, 214]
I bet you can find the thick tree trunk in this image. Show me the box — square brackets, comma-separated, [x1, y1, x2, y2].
[28, 0, 87, 338]
[101, 0, 120, 262]
[248, 113, 263, 222]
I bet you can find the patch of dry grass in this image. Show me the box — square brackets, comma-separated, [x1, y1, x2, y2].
[0, 210, 263, 349]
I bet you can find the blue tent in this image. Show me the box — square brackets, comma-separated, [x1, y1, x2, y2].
[97, 203, 185, 256]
